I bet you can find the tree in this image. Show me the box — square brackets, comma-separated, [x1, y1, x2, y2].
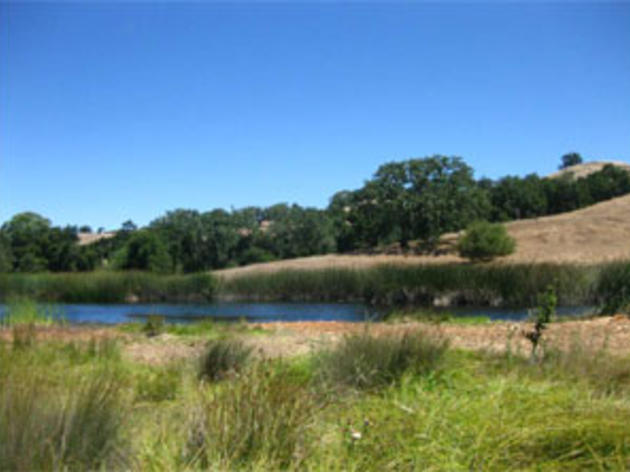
[488, 174, 547, 221]
[369, 156, 491, 248]
[457, 221, 516, 261]
[559, 152, 583, 170]
[119, 230, 172, 273]
[0, 232, 13, 272]
[150, 209, 205, 272]
[1, 212, 52, 272]
[121, 220, 138, 232]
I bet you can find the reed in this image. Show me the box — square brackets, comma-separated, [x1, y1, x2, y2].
[0, 271, 216, 303]
[218, 263, 610, 307]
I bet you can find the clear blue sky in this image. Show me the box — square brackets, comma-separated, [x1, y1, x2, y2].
[2, 2, 629, 230]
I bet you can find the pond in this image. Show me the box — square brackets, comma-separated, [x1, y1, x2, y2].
[0, 302, 597, 324]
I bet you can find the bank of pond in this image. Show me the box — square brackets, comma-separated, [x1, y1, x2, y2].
[0, 301, 598, 325]
[0, 261, 628, 314]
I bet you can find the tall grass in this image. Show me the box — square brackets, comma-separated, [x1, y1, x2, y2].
[597, 261, 630, 314]
[0, 346, 128, 470]
[309, 356, 630, 470]
[315, 330, 449, 390]
[0, 271, 216, 303]
[198, 338, 253, 382]
[219, 263, 610, 307]
[0, 298, 57, 327]
[185, 361, 323, 469]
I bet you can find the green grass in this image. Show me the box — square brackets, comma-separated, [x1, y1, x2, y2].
[0, 298, 58, 327]
[314, 329, 449, 391]
[2, 324, 630, 470]
[219, 262, 618, 307]
[118, 318, 267, 338]
[198, 338, 253, 382]
[385, 308, 492, 325]
[0, 271, 216, 303]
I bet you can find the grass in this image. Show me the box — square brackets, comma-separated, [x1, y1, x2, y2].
[118, 318, 267, 338]
[0, 341, 128, 471]
[0, 271, 216, 303]
[0, 298, 58, 327]
[186, 361, 324, 469]
[2, 262, 629, 311]
[385, 308, 492, 324]
[218, 262, 614, 307]
[315, 329, 449, 391]
[198, 338, 253, 382]
[2, 319, 630, 470]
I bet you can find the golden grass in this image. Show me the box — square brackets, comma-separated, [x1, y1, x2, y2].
[215, 194, 630, 279]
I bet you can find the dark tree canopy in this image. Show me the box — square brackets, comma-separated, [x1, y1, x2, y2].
[559, 152, 583, 170]
[1, 152, 628, 273]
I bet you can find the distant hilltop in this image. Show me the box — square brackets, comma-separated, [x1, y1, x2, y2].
[548, 161, 630, 180]
[77, 231, 116, 246]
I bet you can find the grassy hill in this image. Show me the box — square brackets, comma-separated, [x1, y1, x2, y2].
[216, 192, 630, 278]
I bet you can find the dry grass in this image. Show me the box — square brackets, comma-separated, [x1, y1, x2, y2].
[547, 160, 630, 179]
[215, 193, 630, 280]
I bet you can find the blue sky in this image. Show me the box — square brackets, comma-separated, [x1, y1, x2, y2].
[1, 2, 629, 230]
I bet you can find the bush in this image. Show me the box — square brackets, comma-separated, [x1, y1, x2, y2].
[315, 330, 448, 390]
[458, 221, 516, 261]
[198, 338, 253, 382]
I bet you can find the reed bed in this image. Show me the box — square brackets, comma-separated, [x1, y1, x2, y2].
[0, 271, 216, 303]
[219, 262, 624, 307]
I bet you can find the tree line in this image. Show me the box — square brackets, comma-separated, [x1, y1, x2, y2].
[1, 153, 628, 273]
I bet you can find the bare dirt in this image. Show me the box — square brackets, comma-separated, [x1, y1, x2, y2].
[4, 317, 629, 365]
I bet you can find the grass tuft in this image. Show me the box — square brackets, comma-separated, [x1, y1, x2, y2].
[315, 330, 449, 390]
[186, 361, 322, 469]
[198, 338, 253, 382]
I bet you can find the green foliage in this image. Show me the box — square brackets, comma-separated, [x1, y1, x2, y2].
[1, 299, 56, 327]
[315, 330, 448, 390]
[598, 262, 630, 315]
[458, 221, 516, 261]
[220, 263, 600, 307]
[142, 315, 165, 337]
[198, 338, 253, 382]
[2, 154, 630, 273]
[118, 230, 172, 273]
[335, 156, 491, 249]
[0, 271, 216, 303]
[524, 285, 557, 360]
[559, 152, 583, 169]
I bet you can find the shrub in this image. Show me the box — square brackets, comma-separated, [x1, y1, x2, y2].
[198, 338, 253, 382]
[315, 330, 448, 390]
[524, 285, 556, 361]
[457, 221, 516, 261]
[186, 361, 322, 468]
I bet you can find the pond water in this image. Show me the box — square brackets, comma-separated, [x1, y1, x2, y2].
[0, 303, 596, 324]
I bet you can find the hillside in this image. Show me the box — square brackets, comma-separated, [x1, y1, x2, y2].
[215, 193, 630, 278]
[548, 161, 630, 180]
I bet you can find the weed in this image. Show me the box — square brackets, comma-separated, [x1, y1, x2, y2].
[524, 285, 556, 361]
